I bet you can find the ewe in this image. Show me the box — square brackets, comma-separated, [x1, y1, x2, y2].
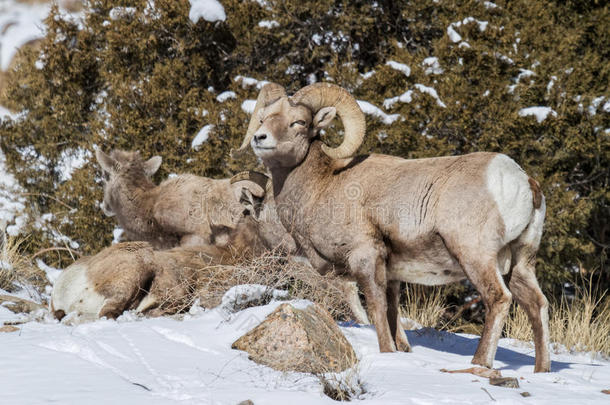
[232, 82, 550, 372]
[95, 149, 275, 249]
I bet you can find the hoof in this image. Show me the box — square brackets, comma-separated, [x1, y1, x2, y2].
[397, 341, 412, 352]
[471, 357, 493, 370]
[534, 364, 551, 373]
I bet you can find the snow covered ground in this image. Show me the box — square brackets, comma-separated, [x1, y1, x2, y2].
[1, 300, 608, 404]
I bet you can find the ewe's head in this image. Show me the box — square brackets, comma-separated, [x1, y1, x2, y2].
[232, 83, 365, 168]
[95, 149, 162, 216]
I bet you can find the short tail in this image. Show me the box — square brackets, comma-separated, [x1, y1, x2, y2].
[528, 177, 543, 209]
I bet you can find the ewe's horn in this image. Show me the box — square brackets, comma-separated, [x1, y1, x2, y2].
[292, 83, 365, 159]
[231, 83, 286, 159]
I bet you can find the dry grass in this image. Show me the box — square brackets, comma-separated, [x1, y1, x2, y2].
[504, 278, 609, 357]
[154, 250, 356, 320]
[400, 284, 449, 329]
[0, 232, 47, 296]
[317, 361, 367, 401]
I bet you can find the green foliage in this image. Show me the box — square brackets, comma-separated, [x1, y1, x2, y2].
[0, 0, 607, 293]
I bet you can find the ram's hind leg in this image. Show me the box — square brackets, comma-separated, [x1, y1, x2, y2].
[454, 251, 512, 369]
[508, 244, 550, 372]
[387, 280, 411, 352]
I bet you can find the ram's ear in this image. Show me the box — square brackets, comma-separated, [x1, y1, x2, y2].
[95, 149, 117, 173]
[143, 156, 162, 176]
[313, 106, 337, 130]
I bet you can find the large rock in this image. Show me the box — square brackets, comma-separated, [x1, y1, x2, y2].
[232, 302, 356, 373]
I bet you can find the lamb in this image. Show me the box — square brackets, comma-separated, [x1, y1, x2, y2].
[232, 82, 550, 372]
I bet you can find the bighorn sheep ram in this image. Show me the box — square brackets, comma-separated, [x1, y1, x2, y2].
[95, 149, 370, 324]
[232, 82, 550, 372]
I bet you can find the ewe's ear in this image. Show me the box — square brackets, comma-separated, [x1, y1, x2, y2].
[231, 182, 265, 219]
[143, 156, 162, 176]
[313, 107, 337, 130]
[95, 149, 116, 173]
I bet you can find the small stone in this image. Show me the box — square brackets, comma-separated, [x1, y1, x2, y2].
[601, 389, 610, 395]
[489, 377, 520, 388]
[0, 325, 19, 333]
[236, 401, 254, 405]
[232, 302, 357, 373]
[520, 392, 531, 397]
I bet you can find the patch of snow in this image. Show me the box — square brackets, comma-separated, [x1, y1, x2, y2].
[188, 0, 226, 23]
[447, 17, 488, 44]
[258, 20, 279, 29]
[458, 41, 471, 48]
[517, 69, 535, 80]
[603, 100, 610, 113]
[109, 7, 136, 20]
[447, 25, 462, 43]
[483, 1, 499, 9]
[216, 91, 236, 103]
[0, 105, 16, 121]
[518, 106, 558, 123]
[546, 75, 557, 94]
[0, 300, 609, 403]
[241, 99, 256, 114]
[483, 90, 490, 97]
[383, 90, 414, 109]
[112, 227, 124, 244]
[357, 100, 401, 125]
[414, 84, 447, 108]
[0, 2, 48, 71]
[0, 1, 84, 71]
[422, 57, 444, 75]
[219, 284, 288, 314]
[495, 52, 515, 65]
[191, 125, 214, 150]
[360, 70, 376, 80]
[56, 148, 92, 183]
[234, 75, 269, 90]
[386, 61, 411, 77]
[588, 96, 605, 116]
[0, 147, 27, 235]
[285, 64, 303, 75]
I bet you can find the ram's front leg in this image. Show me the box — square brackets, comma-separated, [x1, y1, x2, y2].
[350, 245, 395, 352]
[387, 280, 411, 352]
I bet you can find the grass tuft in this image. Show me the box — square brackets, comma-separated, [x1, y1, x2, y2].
[504, 274, 609, 357]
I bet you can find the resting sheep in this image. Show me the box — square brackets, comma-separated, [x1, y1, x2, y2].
[232, 82, 550, 372]
[50, 241, 238, 320]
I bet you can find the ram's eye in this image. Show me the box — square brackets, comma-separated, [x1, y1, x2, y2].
[290, 120, 306, 127]
[259, 119, 263, 124]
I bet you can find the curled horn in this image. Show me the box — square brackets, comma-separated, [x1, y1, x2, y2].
[231, 83, 286, 159]
[291, 83, 365, 159]
[230, 170, 270, 191]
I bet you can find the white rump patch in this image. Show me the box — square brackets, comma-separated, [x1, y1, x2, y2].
[486, 154, 533, 243]
[51, 263, 106, 317]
